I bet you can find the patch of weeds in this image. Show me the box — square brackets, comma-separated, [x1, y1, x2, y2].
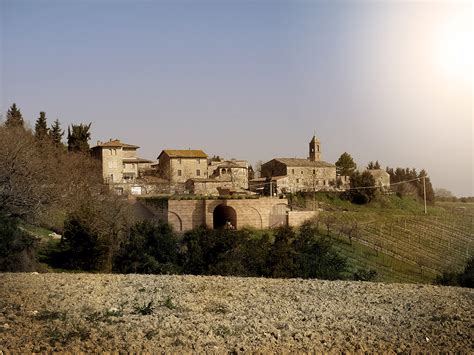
[213, 324, 232, 337]
[162, 296, 176, 310]
[138, 287, 146, 292]
[134, 300, 154, 315]
[430, 314, 452, 323]
[205, 301, 230, 314]
[144, 329, 158, 340]
[36, 309, 67, 321]
[45, 323, 90, 346]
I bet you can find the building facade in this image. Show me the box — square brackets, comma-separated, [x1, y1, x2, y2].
[91, 139, 153, 183]
[259, 135, 337, 194]
[157, 149, 209, 184]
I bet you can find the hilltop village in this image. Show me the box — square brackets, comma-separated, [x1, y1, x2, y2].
[90, 135, 390, 232]
[92, 134, 389, 197]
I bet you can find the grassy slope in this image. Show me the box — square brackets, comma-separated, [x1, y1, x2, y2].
[304, 193, 473, 284]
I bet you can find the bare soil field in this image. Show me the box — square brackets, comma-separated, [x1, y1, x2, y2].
[0, 273, 472, 353]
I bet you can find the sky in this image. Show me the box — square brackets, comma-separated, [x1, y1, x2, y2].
[1, 0, 472, 196]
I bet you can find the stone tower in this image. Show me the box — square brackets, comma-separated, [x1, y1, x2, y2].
[309, 135, 321, 162]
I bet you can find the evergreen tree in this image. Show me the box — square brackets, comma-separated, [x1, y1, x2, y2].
[5, 103, 24, 128]
[348, 171, 377, 204]
[49, 119, 64, 147]
[367, 160, 381, 170]
[335, 152, 357, 176]
[67, 123, 91, 153]
[34, 112, 49, 140]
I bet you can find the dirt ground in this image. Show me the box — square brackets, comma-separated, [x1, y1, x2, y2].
[0, 273, 472, 353]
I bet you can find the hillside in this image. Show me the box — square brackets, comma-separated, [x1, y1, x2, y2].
[0, 273, 472, 353]
[291, 195, 474, 284]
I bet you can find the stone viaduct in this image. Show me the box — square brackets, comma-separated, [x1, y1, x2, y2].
[136, 197, 317, 232]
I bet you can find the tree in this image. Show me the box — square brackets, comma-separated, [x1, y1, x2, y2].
[67, 123, 91, 153]
[49, 119, 64, 147]
[367, 160, 381, 170]
[0, 213, 37, 271]
[335, 152, 357, 176]
[348, 170, 377, 204]
[5, 103, 24, 128]
[417, 169, 435, 203]
[34, 112, 49, 140]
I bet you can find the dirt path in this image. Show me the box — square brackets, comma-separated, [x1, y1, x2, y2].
[0, 273, 472, 353]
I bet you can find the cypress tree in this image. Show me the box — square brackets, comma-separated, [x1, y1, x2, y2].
[49, 119, 64, 147]
[34, 112, 49, 139]
[5, 103, 24, 128]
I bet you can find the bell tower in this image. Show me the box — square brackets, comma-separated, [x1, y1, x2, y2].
[309, 134, 321, 162]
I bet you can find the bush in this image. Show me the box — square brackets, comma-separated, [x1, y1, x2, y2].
[435, 257, 474, 288]
[0, 214, 38, 271]
[114, 220, 180, 274]
[57, 215, 102, 271]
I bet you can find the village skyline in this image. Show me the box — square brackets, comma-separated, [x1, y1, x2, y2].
[1, 1, 472, 196]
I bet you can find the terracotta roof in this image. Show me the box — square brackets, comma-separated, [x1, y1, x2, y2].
[158, 149, 208, 159]
[212, 161, 247, 169]
[270, 158, 335, 168]
[92, 139, 139, 149]
[122, 157, 154, 164]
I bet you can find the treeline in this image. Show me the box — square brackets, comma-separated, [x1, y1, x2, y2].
[0, 103, 133, 271]
[48, 218, 362, 281]
[335, 152, 435, 204]
[385, 167, 435, 203]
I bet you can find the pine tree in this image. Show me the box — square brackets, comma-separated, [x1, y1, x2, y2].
[367, 160, 381, 170]
[335, 152, 357, 176]
[34, 112, 49, 139]
[5, 103, 24, 128]
[49, 119, 64, 147]
[67, 123, 92, 153]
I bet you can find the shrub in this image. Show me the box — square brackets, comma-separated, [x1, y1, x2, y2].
[0, 214, 38, 271]
[114, 220, 180, 274]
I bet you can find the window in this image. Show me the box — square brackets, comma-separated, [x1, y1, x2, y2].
[292, 169, 295, 174]
[301, 170, 304, 174]
[196, 169, 200, 176]
[313, 169, 316, 174]
[197, 159, 200, 164]
[221, 168, 227, 174]
[178, 170, 182, 176]
[317, 145, 320, 152]
[178, 158, 182, 164]
[296, 178, 300, 183]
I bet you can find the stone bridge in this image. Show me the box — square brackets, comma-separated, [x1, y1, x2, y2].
[137, 197, 317, 232]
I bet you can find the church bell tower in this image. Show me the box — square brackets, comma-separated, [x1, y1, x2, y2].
[309, 134, 321, 162]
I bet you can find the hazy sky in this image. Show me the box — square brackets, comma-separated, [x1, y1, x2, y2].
[1, 0, 472, 196]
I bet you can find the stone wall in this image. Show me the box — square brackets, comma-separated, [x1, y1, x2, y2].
[139, 197, 291, 232]
[288, 211, 319, 227]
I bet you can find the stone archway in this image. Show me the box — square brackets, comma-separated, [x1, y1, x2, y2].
[213, 205, 237, 229]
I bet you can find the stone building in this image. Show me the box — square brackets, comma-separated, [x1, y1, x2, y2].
[368, 169, 391, 191]
[91, 139, 153, 184]
[137, 196, 317, 232]
[259, 135, 337, 194]
[157, 149, 209, 184]
[208, 159, 249, 189]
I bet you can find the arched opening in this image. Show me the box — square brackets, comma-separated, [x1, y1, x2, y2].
[213, 205, 237, 229]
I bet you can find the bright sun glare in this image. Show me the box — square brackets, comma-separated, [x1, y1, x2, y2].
[435, 13, 473, 84]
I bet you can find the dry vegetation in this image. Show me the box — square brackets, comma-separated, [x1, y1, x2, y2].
[0, 273, 472, 353]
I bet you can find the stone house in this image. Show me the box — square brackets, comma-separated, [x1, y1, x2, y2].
[157, 149, 209, 184]
[91, 139, 153, 184]
[260, 135, 337, 194]
[208, 159, 249, 189]
[368, 169, 391, 191]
